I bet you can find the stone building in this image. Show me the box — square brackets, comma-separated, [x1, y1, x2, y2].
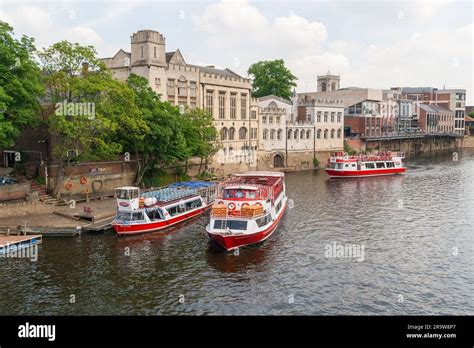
[256, 93, 344, 170]
[418, 104, 454, 133]
[317, 72, 340, 92]
[103, 29, 257, 175]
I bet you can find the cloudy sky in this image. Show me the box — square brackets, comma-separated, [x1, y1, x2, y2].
[1, 0, 473, 102]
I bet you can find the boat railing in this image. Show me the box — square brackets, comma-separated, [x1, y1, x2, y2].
[217, 183, 273, 201]
[211, 204, 266, 219]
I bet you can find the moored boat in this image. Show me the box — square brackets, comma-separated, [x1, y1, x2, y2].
[325, 151, 406, 178]
[112, 182, 217, 236]
[206, 172, 287, 251]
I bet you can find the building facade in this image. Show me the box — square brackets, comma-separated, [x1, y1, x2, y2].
[418, 104, 454, 133]
[103, 29, 257, 175]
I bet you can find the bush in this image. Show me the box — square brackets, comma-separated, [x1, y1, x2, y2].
[313, 158, 320, 168]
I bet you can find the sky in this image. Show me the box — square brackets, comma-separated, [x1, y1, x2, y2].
[1, 0, 473, 103]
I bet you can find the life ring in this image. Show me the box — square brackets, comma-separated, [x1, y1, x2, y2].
[228, 202, 236, 211]
[217, 201, 224, 205]
[80, 176, 87, 185]
[65, 182, 73, 191]
[254, 202, 262, 207]
[241, 203, 249, 209]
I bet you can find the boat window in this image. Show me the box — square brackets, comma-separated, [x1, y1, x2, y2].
[116, 211, 131, 221]
[351, 163, 356, 167]
[185, 199, 202, 210]
[246, 191, 256, 199]
[147, 209, 163, 221]
[336, 163, 343, 169]
[330, 163, 336, 169]
[167, 206, 179, 216]
[228, 220, 248, 230]
[275, 201, 282, 212]
[132, 212, 144, 221]
[386, 162, 395, 168]
[256, 214, 271, 228]
[344, 164, 349, 168]
[376, 162, 385, 168]
[365, 162, 375, 169]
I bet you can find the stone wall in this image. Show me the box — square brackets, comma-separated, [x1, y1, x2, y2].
[0, 200, 51, 218]
[0, 182, 30, 202]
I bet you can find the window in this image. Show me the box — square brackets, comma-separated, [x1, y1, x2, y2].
[132, 212, 144, 221]
[219, 92, 226, 119]
[294, 130, 298, 139]
[317, 111, 321, 122]
[300, 129, 304, 139]
[141, 46, 144, 58]
[189, 81, 197, 97]
[262, 116, 267, 124]
[306, 130, 311, 139]
[220, 127, 228, 141]
[228, 127, 235, 140]
[269, 116, 273, 124]
[154, 46, 157, 58]
[331, 129, 335, 138]
[324, 112, 328, 122]
[185, 199, 202, 210]
[239, 127, 248, 140]
[155, 78, 161, 87]
[324, 129, 328, 139]
[386, 162, 395, 168]
[287, 130, 292, 139]
[241, 94, 247, 119]
[251, 110, 257, 119]
[230, 93, 237, 119]
[214, 220, 248, 230]
[256, 214, 271, 227]
[376, 162, 385, 168]
[148, 209, 163, 221]
[251, 128, 258, 140]
[178, 80, 187, 97]
[263, 129, 268, 140]
[317, 129, 321, 139]
[270, 129, 275, 140]
[337, 129, 342, 138]
[331, 112, 335, 122]
[206, 90, 213, 114]
[276, 116, 281, 124]
[277, 129, 282, 140]
[167, 79, 176, 96]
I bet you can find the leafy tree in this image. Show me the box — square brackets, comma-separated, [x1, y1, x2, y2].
[0, 21, 43, 147]
[247, 59, 297, 100]
[38, 41, 146, 197]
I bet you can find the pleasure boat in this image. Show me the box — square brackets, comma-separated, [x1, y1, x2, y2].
[206, 172, 287, 251]
[325, 151, 406, 178]
[112, 182, 217, 235]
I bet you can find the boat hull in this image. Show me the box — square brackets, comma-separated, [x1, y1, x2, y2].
[207, 202, 286, 251]
[325, 167, 406, 178]
[112, 206, 209, 236]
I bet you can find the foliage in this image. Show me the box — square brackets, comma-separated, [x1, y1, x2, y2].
[0, 21, 43, 147]
[247, 59, 297, 100]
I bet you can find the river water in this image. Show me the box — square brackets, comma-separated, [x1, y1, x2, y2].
[1, 149, 473, 315]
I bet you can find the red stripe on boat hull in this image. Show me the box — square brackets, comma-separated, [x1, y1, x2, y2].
[325, 167, 406, 178]
[208, 203, 287, 251]
[112, 206, 208, 236]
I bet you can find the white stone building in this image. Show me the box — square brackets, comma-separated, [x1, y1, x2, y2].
[102, 29, 258, 175]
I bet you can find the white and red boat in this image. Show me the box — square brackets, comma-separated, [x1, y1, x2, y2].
[112, 182, 217, 236]
[206, 172, 287, 251]
[325, 151, 406, 178]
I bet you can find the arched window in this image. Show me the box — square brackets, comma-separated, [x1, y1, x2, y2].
[270, 129, 275, 140]
[300, 129, 304, 139]
[337, 129, 342, 138]
[324, 129, 328, 139]
[287, 129, 292, 139]
[239, 127, 248, 140]
[331, 129, 335, 138]
[269, 116, 273, 124]
[220, 127, 228, 141]
[277, 129, 282, 140]
[317, 129, 321, 139]
[306, 130, 311, 139]
[228, 127, 235, 140]
[321, 82, 327, 92]
[331, 82, 336, 91]
[294, 130, 298, 139]
[263, 129, 268, 140]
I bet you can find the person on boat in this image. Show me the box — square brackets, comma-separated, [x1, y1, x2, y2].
[236, 190, 244, 198]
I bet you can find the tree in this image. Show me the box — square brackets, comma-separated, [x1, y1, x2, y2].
[0, 21, 43, 147]
[247, 59, 297, 100]
[38, 41, 146, 197]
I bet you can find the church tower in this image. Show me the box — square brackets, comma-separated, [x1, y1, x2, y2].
[317, 71, 340, 92]
[130, 30, 166, 67]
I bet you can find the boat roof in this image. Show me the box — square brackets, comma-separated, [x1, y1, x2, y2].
[235, 171, 284, 177]
[116, 186, 139, 190]
[223, 185, 258, 190]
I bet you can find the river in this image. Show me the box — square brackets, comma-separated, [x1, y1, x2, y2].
[1, 149, 473, 315]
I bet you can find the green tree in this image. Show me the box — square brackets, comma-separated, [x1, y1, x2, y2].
[247, 59, 297, 100]
[38, 41, 146, 197]
[0, 21, 43, 147]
